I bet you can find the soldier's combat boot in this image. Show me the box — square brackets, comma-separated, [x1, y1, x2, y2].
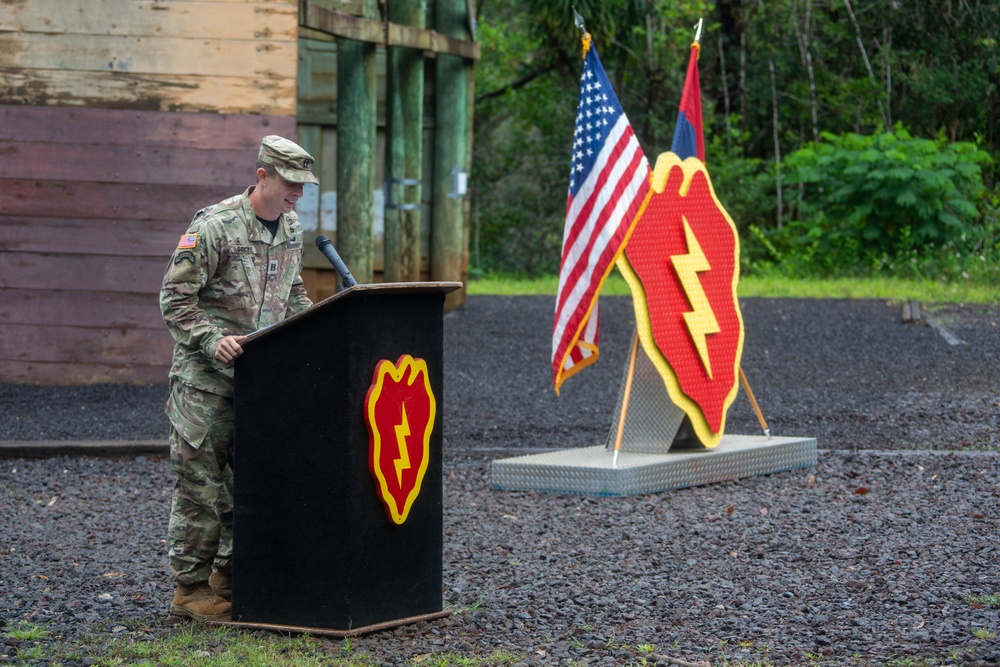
[169, 582, 231, 621]
[209, 569, 232, 602]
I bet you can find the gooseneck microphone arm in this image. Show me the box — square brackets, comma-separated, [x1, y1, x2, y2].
[315, 235, 358, 291]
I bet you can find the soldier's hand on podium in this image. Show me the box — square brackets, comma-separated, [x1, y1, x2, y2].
[215, 335, 248, 364]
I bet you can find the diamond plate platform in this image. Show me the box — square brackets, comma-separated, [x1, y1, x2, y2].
[491, 435, 818, 496]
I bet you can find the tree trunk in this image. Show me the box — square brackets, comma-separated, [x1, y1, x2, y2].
[769, 58, 783, 229]
[716, 0, 740, 137]
[718, 30, 732, 136]
[739, 20, 747, 132]
[843, 0, 891, 133]
[881, 11, 893, 130]
[790, 0, 819, 143]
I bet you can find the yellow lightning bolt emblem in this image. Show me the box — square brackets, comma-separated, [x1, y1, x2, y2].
[671, 216, 721, 378]
[393, 404, 412, 486]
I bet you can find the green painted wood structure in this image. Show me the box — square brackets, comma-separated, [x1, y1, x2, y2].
[385, 0, 426, 284]
[297, 0, 478, 310]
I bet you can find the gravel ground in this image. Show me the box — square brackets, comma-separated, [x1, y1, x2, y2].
[2, 296, 999, 666]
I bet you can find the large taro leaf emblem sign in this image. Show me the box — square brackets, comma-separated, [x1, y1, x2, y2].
[365, 355, 436, 525]
[617, 153, 744, 447]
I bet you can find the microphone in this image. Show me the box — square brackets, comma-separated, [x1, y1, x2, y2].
[315, 235, 358, 290]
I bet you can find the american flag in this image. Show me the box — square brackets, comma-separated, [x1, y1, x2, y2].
[552, 37, 651, 393]
[178, 233, 198, 249]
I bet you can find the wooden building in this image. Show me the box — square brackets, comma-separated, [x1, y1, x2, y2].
[0, 0, 476, 385]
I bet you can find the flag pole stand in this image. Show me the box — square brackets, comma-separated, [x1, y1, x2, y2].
[611, 330, 640, 468]
[739, 366, 771, 439]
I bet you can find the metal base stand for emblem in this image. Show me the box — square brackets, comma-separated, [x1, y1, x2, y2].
[493, 346, 817, 496]
[491, 435, 817, 496]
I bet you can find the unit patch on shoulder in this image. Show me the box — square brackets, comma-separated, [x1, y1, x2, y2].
[178, 234, 198, 249]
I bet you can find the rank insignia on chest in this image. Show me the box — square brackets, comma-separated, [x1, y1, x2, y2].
[178, 233, 198, 249]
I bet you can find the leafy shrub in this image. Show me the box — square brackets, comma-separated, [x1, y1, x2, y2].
[777, 126, 992, 274]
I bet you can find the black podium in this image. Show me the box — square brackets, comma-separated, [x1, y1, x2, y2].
[231, 282, 460, 633]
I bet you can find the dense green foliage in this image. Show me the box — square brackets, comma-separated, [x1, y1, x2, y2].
[760, 128, 995, 277]
[470, 0, 1000, 287]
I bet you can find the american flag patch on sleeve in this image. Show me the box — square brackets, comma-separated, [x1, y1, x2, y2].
[178, 233, 198, 249]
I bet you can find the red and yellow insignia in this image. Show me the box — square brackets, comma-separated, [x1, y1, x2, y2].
[364, 355, 436, 524]
[178, 233, 198, 249]
[617, 153, 744, 447]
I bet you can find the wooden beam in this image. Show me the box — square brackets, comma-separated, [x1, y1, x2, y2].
[306, 0, 367, 17]
[431, 0, 471, 310]
[335, 2, 378, 283]
[1, 290, 170, 329]
[0, 1, 299, 41]
[298, 0, 479, 60]
[0, 33, 297, 79]
[383, 0, 425, 283]
[0, 360, 169, 386]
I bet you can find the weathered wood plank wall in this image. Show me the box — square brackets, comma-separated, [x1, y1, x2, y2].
[0, 0, 299, 385]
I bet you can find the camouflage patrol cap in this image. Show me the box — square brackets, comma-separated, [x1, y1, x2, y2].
[258, 135, 319, 185]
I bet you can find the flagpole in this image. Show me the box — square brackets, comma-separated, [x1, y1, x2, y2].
[573, 8, 590, 57]
[573, 7, 590, 59]
[738, 367, 771, 439]
[611, 330, 640, 468]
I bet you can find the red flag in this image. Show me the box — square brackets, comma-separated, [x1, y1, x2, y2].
[552, 35, 651, 394]
[670, 42, 704, 161]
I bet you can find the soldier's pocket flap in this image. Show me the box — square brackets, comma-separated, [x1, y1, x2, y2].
[241, 256, 263, 302]
[167, 384, 214, 449]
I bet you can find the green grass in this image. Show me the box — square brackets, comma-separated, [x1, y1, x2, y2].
[12, 625, 353, 667]
[2, 621, 530, 667]
[965, 593, 1000, 609]
[8, 620, 971, 667]
[465, 271, 998, 303]
[5, 621, 48, 641]
[2, 619, 854, 667]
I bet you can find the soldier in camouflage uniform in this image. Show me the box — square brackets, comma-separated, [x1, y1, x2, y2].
[160, 135, 317, 620]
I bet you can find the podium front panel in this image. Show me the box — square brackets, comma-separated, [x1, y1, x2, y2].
[233, 288, 445, 630]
